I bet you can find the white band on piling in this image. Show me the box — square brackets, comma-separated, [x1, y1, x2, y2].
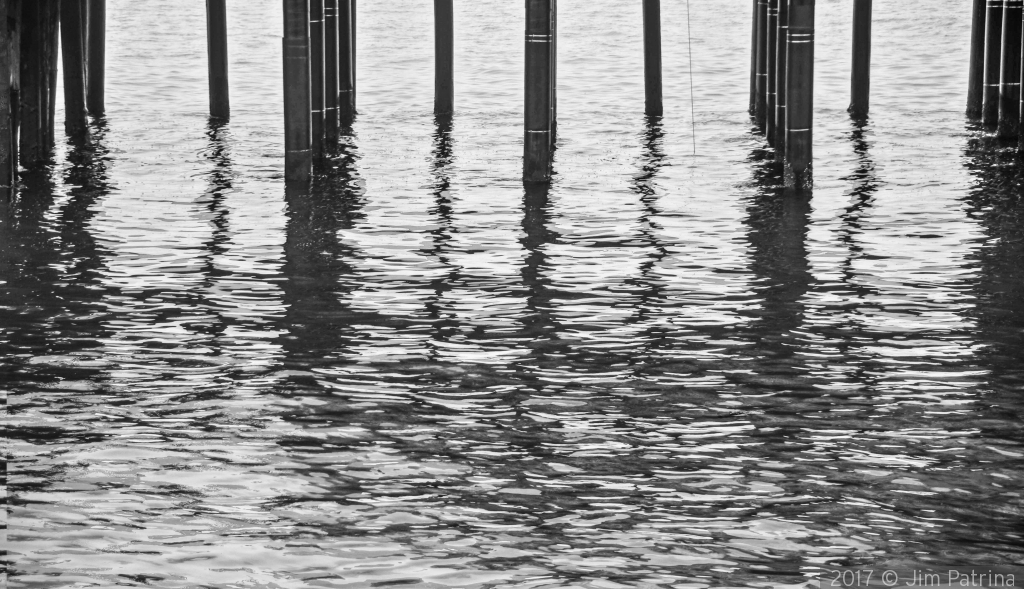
[789, 128, 810, 132]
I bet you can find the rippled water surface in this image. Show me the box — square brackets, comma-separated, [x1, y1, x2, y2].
[3, 0, 1024, 587]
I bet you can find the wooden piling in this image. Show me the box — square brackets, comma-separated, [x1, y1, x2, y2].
[642, 0, 663, 117]
[310, 0, 324, 158]
[524, 0, 554, 183]
[1, 0, 14, 189]
[983, 0, 1005, 127]
[206, 0, 230, 120]
[785, 0, 814, 177]
[775, 0, 789, 163]
[60, 0, 88, 141]
[19, 1, 48, 166]
[339, 0, 355, 124]
[754, 0, 768, 123]
[86, 0, 104, 115]
[766, 0, 778, 143]
[283, 0, 311, 183]
[849, 0, 871, 118]
[434, 0, 454, 116]
[324, 0, 339, 140]
[750, 0, 759, 114]
[45, 0, 59, 148]
[968, 0, 987, 118]
[998, 0, 1023, 137]
[550, 0, 557, 143]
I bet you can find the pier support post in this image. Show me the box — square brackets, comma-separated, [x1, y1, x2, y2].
[754, 0, 768, 123]
[60, 0, 88, 141]
[968, 0, 987, 118]
[1, 0, 15, 190]
[434, 0, 454, 116]
[998, 0, 1022, 137]
[766, 0, 779, 143]
[19, 0, 55, 167]
[550, 0, 557, 143]
[283, 0, 311, 184]
[775, 0, 789, 162]
[206, 0, 230, 120]
[45, 0, 59, 148]
[750, 0, 759, 114]
[524, 0, 554, 183]
[86, 0, 104, 115]
[324, 0, 338, 140]
[849, 0, 871, 118]
[310, 0, 324, 158]
[643, 0, 663, 117]
[785, 0, 814, 178]
[983, 0, 1005, 127]
[339, 0, 355, 124]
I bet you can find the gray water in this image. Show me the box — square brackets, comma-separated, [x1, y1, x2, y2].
[3, 0, 1023, 587]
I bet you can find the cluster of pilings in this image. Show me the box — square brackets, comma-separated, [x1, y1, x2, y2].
[966, 0, 1024, 143]
[1, 0, 105, 192]
[750, 0, 872, 182]
[283, 0, 358, 183]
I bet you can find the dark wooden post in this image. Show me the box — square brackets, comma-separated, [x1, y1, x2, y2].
[434, 0, 454, 115]
[754, 0, 768, 123]
[45, 0, 59, 148]
[283, 0, 311, 183]
[984, 0, 1005, 127]
[206, 0, 230, 119]
[524, 0, 553, 183]
[766, 0, 778, 142]
[999, 0, 1023, 137]
[750, 0, 759, 114]
[310, 0, 324, 158]
[849, 0, 871, 118]
[550, 0, 557, 143]
[19, 1, 47, 166]
[60, 0, 88, 141]
[324, 0, 338, 140]
[1, 0, 14, 189]
[86, 0, 103, 115]
[339, 0, 355, 124]
[968, 0, 987, 118]
[786, 0, 814, 177]
[642, 0, 663, 117]
[775, 0, 789, 162]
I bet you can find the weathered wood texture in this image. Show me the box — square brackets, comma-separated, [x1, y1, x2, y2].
[983, 0, 1004, 127]
[1, 0, 15, 188]
[786, 0, 814, 177]
[86, 0, 104, 115]
[339, 0, 355, 124]
[775, 0, 789, 162]
[283, 0, 311, 183]
[310, 0, 324, 157]
[750, 0, 759, 114]
[998, 0, 1022, 137]
[968, 0, 987, 118]
[324, 0, 339, 140]
[524, 0, 553, 183]
[643, 0, 663, 117]
[754, 0, 768, 123]
[434, 0, 454, 115]
[61, 0, 88, 141]
[19, 0, 57, 167]
[766, 0, 778, 143]
[206, 0, 230, 119]
[849, 0, 871, 117]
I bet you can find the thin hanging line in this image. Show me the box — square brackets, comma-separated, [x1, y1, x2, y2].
[685, 0, 697, 154]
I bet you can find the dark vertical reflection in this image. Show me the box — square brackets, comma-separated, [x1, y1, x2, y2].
[423, 114, 460, 351]
[518, 181, 563, 357]
[279, 132, 368, 381]
[627, 116, 670, 374]
[957, 125, 1024, 559]
[743, 149, 813, 355]
[0, 119, 115, 438]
